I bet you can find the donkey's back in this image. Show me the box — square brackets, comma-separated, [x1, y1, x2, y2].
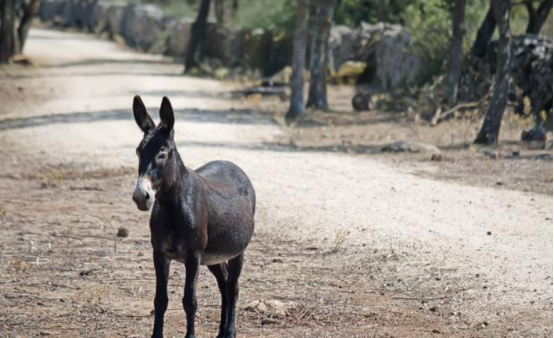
[196, 160, 255, 266]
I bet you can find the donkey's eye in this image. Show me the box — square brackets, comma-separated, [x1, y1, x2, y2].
[157, 152, 168, 160]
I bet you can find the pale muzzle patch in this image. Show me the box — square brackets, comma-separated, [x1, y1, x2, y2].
[133, 175, 156, 211]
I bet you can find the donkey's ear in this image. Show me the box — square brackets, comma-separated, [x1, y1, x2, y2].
[133, 95, 155, 133]
[159, 96, 175, 132]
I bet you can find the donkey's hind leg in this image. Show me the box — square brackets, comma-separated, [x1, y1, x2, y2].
[208, 263, 229, 338]
[224, 253, 244, 338]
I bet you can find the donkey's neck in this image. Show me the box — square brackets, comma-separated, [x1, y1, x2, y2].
[157, 149, 191, 206]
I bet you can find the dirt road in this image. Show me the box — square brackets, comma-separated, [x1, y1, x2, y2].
[0, 29, 552, 337]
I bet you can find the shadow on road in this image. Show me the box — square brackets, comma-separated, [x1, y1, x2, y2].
[39, 59, 174, 69]
[0, 107, 275, 132]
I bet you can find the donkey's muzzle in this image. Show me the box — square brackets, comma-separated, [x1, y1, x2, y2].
[133, 189, 152, 211]
[133, 178, 154, 211]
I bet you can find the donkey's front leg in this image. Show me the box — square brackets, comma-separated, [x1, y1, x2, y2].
[152, 251, 171, 338]
[183, 253, 200, 338]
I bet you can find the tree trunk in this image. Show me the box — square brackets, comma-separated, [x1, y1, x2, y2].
[17, 0, 41, 53]
[306, 0, 335, 110]
[445, 0, 467, 106]
[184, 0, 211, 73]
[0, 0, 16, 63]
[474, 0, 512, 145]
[285, 0, 310, 121]
[525, 0, 552, 34]
[470, 4, 496, 58]
[214, 0, 224, 25]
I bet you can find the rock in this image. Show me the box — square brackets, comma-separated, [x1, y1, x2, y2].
[479, 148, 498, 159]
[106, 4, 126, 39]
[82, 0, 100, 31]
[328, 25, 357, 71]
[62, 0, 77, 27]
[79, 269, 94, 276]
[39, 0, 65, 23]
[91, 3, 105, 29]
[121, 4, 165, 52]
[166, 19, 235, 60]
[61, 0, 96, 29]
[243, 299, 295, 318]
[214, 67, 230, 79]
[352, 92, 373, 111]
[265, 29, 293, 76]
[241, 28, 271, 70]
[204, 24, 235, 66]
[356, 22, 401, 60]
[382, 141, 416, 153]
[430, 154, 443, 162]
[368, 28, 422, 90]
[521, 127, 547, 142]
[90, 2, 109, 34]
[165, 18, 192, 56]
[381, 141, 440, 154]
[261, 318, 280, 325]
[333, 61, 366, 85]
[329, 22, 422, 90]
[535, 154, 552, 161]
[117, 227, 129, 238]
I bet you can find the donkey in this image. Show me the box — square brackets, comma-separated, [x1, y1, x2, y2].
[131, 96, 256, 338]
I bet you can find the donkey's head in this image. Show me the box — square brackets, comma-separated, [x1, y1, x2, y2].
[132, 96, 177, 211]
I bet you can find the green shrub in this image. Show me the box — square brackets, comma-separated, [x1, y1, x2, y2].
[231, 0, 296, 31]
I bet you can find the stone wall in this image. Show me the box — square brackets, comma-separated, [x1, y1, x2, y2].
[38, 0, 422, 88]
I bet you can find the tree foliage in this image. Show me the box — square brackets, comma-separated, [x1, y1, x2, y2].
[217, 0, 488, 79]
[334, 0, 407, 26]
[231, 0, 297, 30]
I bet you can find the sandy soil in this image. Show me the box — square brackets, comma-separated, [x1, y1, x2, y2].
[0, 29, 552, 338]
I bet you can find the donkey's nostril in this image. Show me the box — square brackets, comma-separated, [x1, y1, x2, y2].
[133, 189, 152, 211]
